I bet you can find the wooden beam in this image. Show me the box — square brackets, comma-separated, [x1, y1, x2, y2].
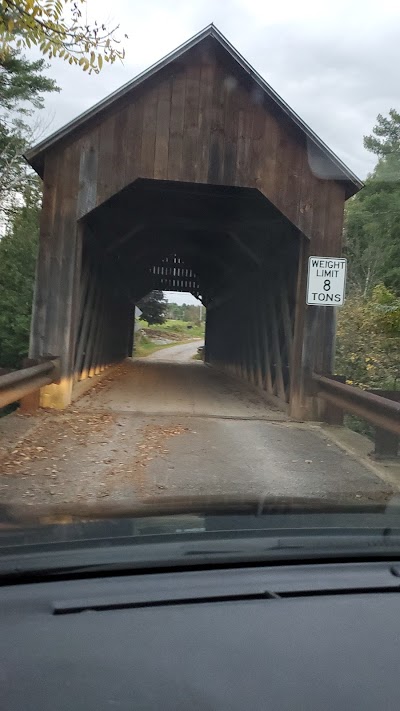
[29, 152, 60, 359]
[289, 234, 309, 419]
[267, 287, 286, 402]
[228, 231, 261, 267]
[104, 223, 145, 254]
[73, 254, 92, 381]
[80, 280, 101, 381]
[76, 139, 98, 219]
[154, 78, 172, 180]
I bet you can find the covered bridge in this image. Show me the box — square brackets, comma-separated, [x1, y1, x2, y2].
[25, 24, 361, 415]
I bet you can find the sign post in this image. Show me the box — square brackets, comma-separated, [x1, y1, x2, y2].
[306, 256, 347, 306]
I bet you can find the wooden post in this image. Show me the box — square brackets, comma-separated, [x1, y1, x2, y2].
[289, 234, 310, 419]
[289, 183, 345, 420]
[373, 428, 399, 460]
[319, 374, 346, 425]
[369, 391, 400, 460]
[257, 281, 273, 395]
[29, 139, 100, 409]
[127, 307, 135, 358]
[204, 307, 213, 363]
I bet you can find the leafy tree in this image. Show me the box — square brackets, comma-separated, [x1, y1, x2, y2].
[364, 109, 400, 164]
[337, 110, 400, 401]
[345, 181, 400, 295]
[0, 43, 59, 369]
[0, 49, 58, 215]
[345, 109, 400, 295]
[336, 285, 400, 391]
[138, 291, 167, 326]
[165, 302, 184, 320]
[0, 179, 40, 368]
[0, 0, 126, 73]
[1, 48, 58, 111]
[165, 301, 203, 323]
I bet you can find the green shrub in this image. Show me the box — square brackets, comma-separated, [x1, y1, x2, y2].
[336, 285, 400, 391]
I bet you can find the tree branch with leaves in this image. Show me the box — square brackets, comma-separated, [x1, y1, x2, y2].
[0, 0, 127, 73]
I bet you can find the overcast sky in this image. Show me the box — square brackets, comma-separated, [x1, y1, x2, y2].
[28, 0, 400, 304]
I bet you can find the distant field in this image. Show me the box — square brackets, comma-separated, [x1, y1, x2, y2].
[133, 319, 205, 357]
[144, 319, 205, 339]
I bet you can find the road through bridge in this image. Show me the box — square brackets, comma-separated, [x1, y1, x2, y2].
[0, 343, 396, 512]
[24, 24, 362, 417]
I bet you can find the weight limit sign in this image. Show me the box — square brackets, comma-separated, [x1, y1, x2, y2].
[306, 257, 347, 306]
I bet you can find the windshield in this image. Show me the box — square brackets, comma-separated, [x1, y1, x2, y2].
[0, 0, 399, 566]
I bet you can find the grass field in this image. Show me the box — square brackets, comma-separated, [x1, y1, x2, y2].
[133, 319, 205, 358]
[143, 319, 205, 340]
[133, 335, 183, 358]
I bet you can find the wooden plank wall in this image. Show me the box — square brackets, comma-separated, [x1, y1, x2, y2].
[206, 254, 298, 409]
[30, 42, 347, 409]
[29, 142, 82, 370]
[73, 246, 132, 381]
[83, 48, 346, 248]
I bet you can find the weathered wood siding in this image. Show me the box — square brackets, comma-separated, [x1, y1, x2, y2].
[39, 47, 346, 242]
[29, 42, 347, 410]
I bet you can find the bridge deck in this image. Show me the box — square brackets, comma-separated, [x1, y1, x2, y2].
[0, 344, 394, 511]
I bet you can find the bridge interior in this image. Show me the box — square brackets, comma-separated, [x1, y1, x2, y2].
[75, 178, 300, 409]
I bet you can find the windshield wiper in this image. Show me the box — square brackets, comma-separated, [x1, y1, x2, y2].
[2, 528, 400, 585]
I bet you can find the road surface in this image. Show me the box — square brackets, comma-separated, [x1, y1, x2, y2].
[77, 343, 285, 419]
[146, 339, 203, 362]
[0, 343, 395, 512]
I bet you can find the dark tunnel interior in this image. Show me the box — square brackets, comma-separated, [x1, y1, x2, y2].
[74, 178, 301, 406]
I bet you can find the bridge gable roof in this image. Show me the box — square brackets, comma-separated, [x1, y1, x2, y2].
[26, 24, 361, 197]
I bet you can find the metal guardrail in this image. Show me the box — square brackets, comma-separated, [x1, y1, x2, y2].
[0, 359, 60, 409]
[312, 372, 400, 458]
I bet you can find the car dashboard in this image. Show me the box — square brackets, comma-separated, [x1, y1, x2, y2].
[1, 559, 400, 710]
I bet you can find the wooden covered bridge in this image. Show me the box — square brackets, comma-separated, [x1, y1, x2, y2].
[25, 25, 361, 416]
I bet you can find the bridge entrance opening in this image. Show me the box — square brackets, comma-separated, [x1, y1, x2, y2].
[72, 178, 300, 411]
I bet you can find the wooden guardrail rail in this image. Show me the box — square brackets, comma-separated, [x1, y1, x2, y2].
[0, 358, 60, 410]
[312, 372, 400, 459]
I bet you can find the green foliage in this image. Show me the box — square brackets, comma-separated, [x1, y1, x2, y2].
[133, 333, 183, 359]
[165, 302, 204, 323]
[145, 319, 205, 339]
[345, 179, 400, 294]
[0, 49, 58, 111]
[336, 285, 400, 391]
[134, 319, 205, 358]
[364, 109, 400, 159]
[339, 109, 400, 436]
[0, 1, 126, 74]
[345, 109, 400, 295]
[0, 48, 59, 219]
[0, 42, 58, 371]
[0, 180, 40, 368]
[138, 290, 167, 326]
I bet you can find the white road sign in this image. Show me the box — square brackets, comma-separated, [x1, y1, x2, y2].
[306, 256, 347, 306]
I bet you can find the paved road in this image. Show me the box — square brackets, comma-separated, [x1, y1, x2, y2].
[146, 339, 203, 362]
[77, 350, 286, 419]
[0, 348, 395, 510]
